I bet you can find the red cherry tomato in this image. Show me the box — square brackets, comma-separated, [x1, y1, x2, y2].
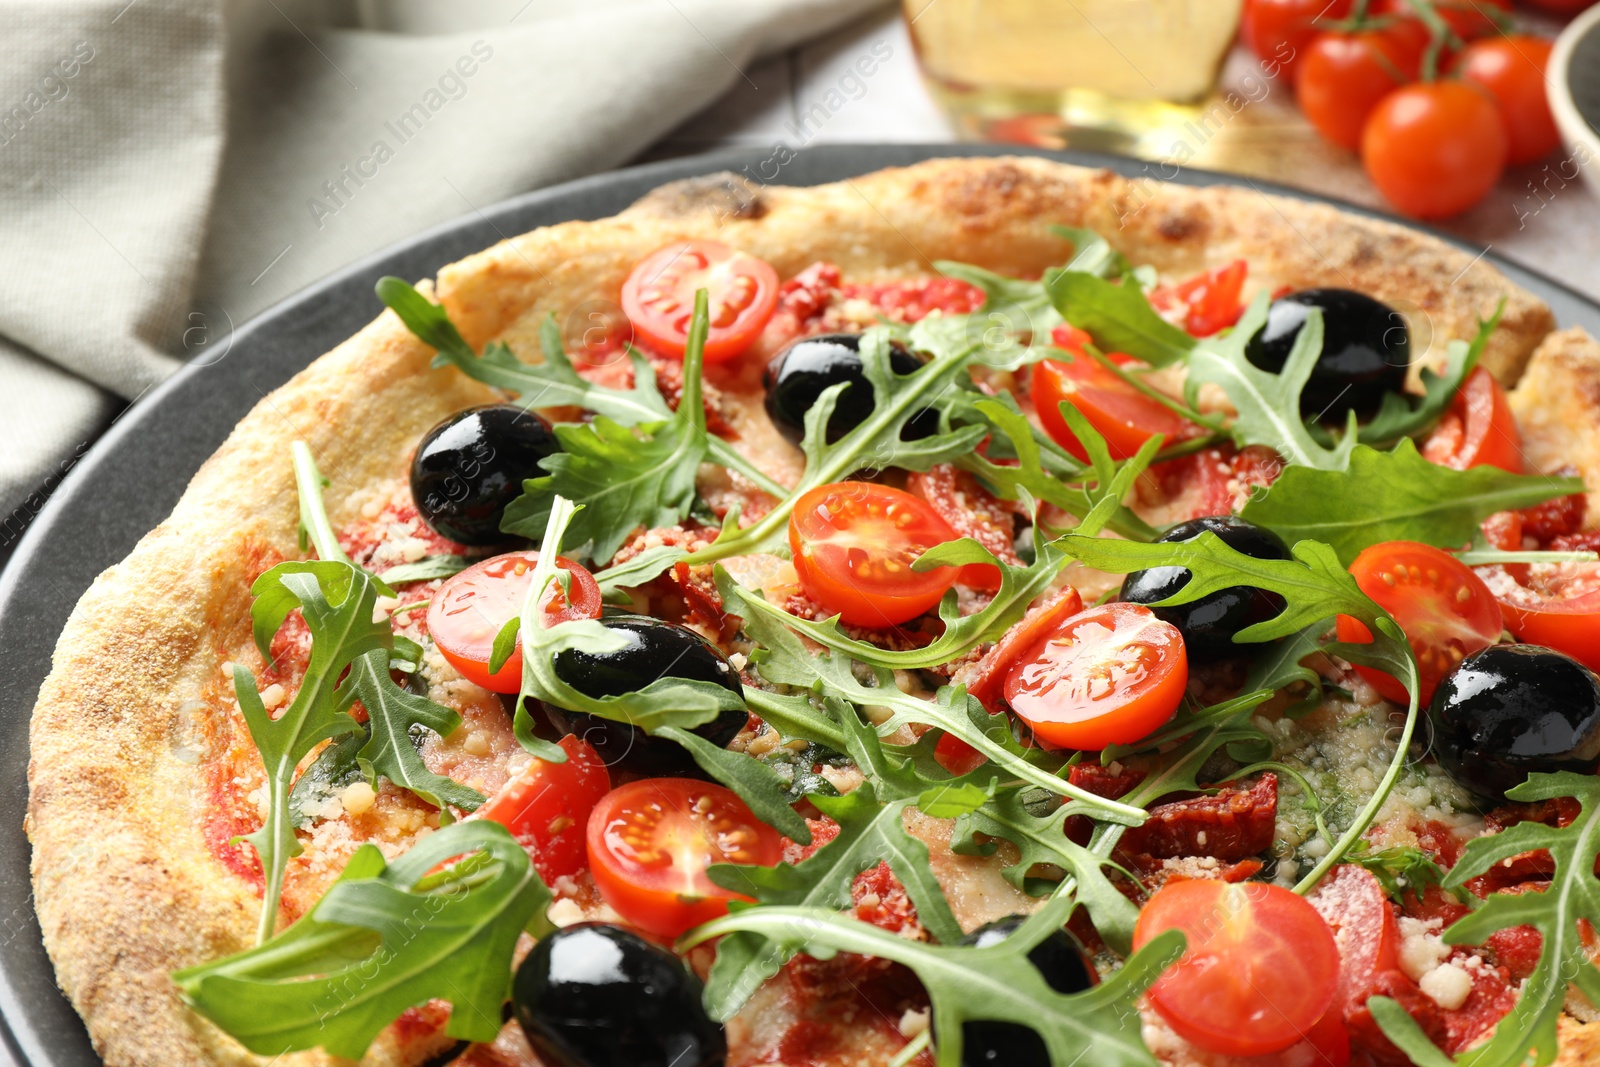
[933, 733, 988, 776]
[1521, 0, 1594, 15]
[1297, 26, 1426, 151]
[620, 240, 779, 363]
[474, 734, 610, 882]
[967, 586, 1086, 711]
[1135, 878, 1341, 1057]
[1149, 260, 1249, 337]
[1455, 36, 1561, 166]
[1362, 81, 1508, 220]
[905, 464, 1020, 593]
[1307, 864, 1402, 1013]
[1420, 367, 1523, 473]
[1335, 541, 1503, 707]
[1032, 357, 1196, 463]
[1479, 560, 1600, 673]
[1372, 0, 1510, 42]
[586, 778, 785, 938]
[1241, 0, 1353, 81]
[1002, 602, 1187, 750]
[428, 551, 603, 693]
[788, 482, 959, 627]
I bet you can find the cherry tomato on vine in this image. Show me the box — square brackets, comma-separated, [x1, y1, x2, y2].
[1335, 541, 1503, 706]
[475, 735, 611, 882]
[1362, 81, 1508, 220]
[1372, 0, 1510, 42]
[1520, 0, 1594, 15]
[1297, 26, 1425, 151]
[429, 551, 603, 692]
[586, 778, 784, 938]
[1241, 0, 1353, 82]
[1455, 36, 1561, 166]
[1149, 259, 1249, 337]
[620, 239, 779, 363]
[1420, 367, 1523, 473]
[1001, 602, 1187, 750]
[788, 481, 959, 627]
[1032, 357, 1196, 463]
[1134, 879, 1341, 1057]
[1480, 559, 1600, 673]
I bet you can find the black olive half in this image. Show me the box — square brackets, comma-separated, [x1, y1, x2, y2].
[541, 615, 746, 778]
[1243, 288, 1410, 422]
[1429, 644, 1600, 803]
[763, 332, 938, 444]
[1120, 516, 1291, 659]
[513, 923, 726, 1067]
[954, 916, 1095, 1067]
[410, 404, 560, 545]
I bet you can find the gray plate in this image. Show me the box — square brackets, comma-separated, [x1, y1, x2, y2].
[4, 143, 1600, 1067]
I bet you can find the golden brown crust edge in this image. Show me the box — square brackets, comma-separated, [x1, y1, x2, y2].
[25, 155, 1576, 1066]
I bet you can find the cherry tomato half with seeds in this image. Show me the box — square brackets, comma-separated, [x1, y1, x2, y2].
[1135, 878, 1341, 1057]
[428, 551, 603, 693]
[1455, 35, 1561, 167]
[620, 239, 779, 363]
[1479, 560, 1600, 674]
[1002, 602, 1187, 750]
[1421, 367, 1522, 473]
[1362, 81, 1508, 220]
[1335, 541, 1502, 707]
[586, 778, 785, 938]
[788, 481, 960, 627]
[474, 734, 611, 883]
[1149, 259, 1248, 337]
[1032, 357, 1196, 464]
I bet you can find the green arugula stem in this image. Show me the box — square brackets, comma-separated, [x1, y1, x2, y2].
[291, 442, 352, 566]
[1078, 346, 1221, 431]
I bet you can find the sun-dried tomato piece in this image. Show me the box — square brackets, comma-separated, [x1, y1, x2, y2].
[1118, 774, 1278, 861]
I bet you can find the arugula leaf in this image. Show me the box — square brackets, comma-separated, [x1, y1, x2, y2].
[1044, 270, 1195, 368]
[1055, 531, 1423, 893]
[1376, 772, 1600, 1067]
[501, 291, 712, 563]
[1185, 294, 1359, 470]
[288, 729, 367, 825]
[374, 277, 787, 500]
[1240, 438, 1582, 564]
[654, 725, 810, 843]
[1325, 305, 1500, 449]
[1239, 625, 1330, 718]
[343, 648, 485, 813]
[375, 554, 474, 585]
[1346, 842, 1453, 904]
[701, 698, 984, 1016]
[683, 893, 1185, 1067]
[591, 544, 687, 603]
[683, 322, 992, 564]
[174, 820, 549, 1058]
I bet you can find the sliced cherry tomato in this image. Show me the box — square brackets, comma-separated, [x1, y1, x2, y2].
[1420, 367, 1522, 473]
[1241, 0, 1353, 81]
[1362, 81, 1508, 220]
[474, 735, 610, 882]
[1335, 541, 1502, 707]
[1455, 36, 1561, 166]
[1479, 561, 1600, 673]
[967, 586, 1086, 711]
[620, 240, 779, 363]
[1032, 357, 1196, 463]
[933, 733, 988, 776]
[1149, 260, 1248, 337]
[1002, 602, 1187, 750]
[1297, 26, 1426, 151]
[1135, 878, 1341, 1057]
[788, 482, 959, 627]
[1306, 864, 1402, 1013]
[906, 464, 1020, 592]
[586, 778, 784, 938]
[428, 551, 603, 693]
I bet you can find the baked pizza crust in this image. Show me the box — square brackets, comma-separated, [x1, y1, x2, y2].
[23, 155, 1587, 1066]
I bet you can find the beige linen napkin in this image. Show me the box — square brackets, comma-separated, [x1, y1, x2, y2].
[0, 0, 886, 524]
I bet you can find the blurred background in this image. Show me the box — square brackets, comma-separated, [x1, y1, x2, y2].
[2, 0, 1598, 564]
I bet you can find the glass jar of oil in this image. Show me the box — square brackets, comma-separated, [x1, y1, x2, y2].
[904, 0, 1244, 152]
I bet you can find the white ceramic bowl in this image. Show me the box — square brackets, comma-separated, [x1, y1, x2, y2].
[1549, 3, 1600, 199]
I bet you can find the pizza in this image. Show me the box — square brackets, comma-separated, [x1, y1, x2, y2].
[25, 155, 1600, 1067]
